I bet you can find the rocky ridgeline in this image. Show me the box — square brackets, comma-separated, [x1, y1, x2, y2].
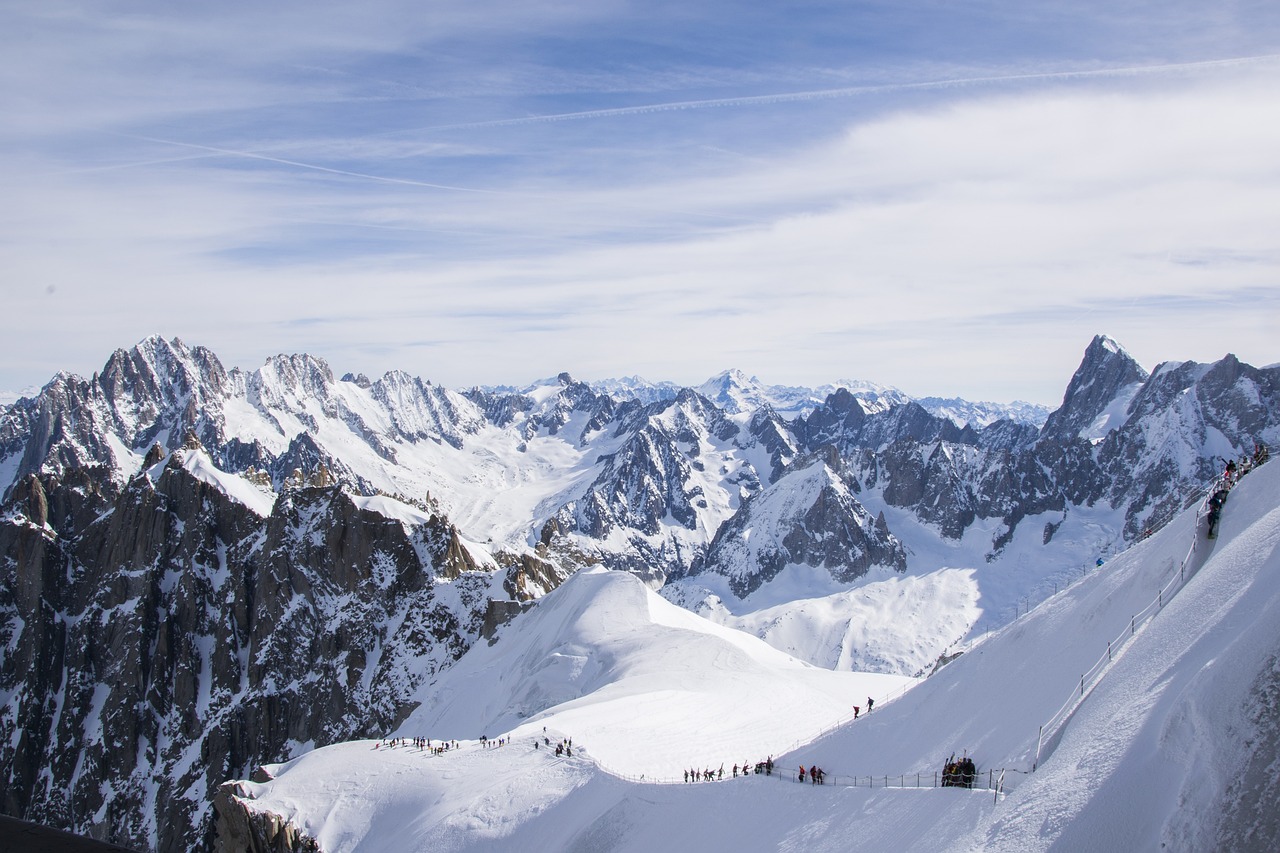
[0, 449, 548, 851]
[0, 333, 1277, 851]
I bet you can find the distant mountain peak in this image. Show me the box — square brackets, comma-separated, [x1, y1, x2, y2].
[1040, 334, 1149, 442]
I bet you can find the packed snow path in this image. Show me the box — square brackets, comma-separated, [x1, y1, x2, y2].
[1032, 463, 1255, 771]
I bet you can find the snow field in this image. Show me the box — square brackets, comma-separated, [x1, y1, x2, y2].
[234, 458, 1280, 852]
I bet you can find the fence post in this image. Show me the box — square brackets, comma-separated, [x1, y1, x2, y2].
[1080, 674, 1084, 696]
[1131, 615, 1135, 636]
[1107, 640, 1112, 662]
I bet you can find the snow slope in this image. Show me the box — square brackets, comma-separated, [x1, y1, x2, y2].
[228, 459, 1280, 852]
[397, 567, 909, 776]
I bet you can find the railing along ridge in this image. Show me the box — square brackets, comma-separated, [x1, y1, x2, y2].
[1032, 469, 1245, 770]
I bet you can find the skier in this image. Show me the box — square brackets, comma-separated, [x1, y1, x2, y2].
[853, 705, 860, 719]
[867, 697, 874, 712]
[798, 765, 806, 783]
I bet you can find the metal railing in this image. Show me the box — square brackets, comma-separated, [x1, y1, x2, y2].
[1031, 475, 1233, 770]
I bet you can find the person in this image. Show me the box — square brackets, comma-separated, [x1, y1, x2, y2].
[1207, 487, 1229, 537]
[867, 697, 874, 712]
[1096, 556, 1104, 567]
[732, 764, 738, 778]
[1256, 443, 1270, 467]
[853, 706, 859, 719]
[1226, 459, 1238, 481]
[798, 765, 806, 783]
[684, 770, 689, 783]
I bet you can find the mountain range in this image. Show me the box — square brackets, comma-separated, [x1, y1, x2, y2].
[1, 333, 1276, 851]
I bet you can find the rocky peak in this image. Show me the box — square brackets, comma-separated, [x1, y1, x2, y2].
[696, 369, 764, 414]
[693, 455, 906, 598]
[1039, 334, 1149, 443]
[247, 353, 337, 413]
[795, 387, 868, 449]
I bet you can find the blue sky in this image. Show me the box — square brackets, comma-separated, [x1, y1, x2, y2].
[3, 1, 1279, 404]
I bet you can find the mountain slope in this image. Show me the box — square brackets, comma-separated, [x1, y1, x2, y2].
[220, 458, 1280, 852]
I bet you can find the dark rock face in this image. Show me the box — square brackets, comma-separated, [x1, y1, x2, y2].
[1039, 334, 1149, 443]
[212, 782, 319, 853]
[0, 455, 498, 853]
[777, 338, 1278, 555]
[692, 456, 907, 598]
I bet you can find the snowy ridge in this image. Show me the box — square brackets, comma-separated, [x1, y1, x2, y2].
[172, 448, 276, 518]
[226, 458, 1280, 851]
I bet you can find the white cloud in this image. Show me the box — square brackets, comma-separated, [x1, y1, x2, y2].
[2, 1, 1278, 402]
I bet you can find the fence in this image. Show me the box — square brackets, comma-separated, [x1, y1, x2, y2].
[596, 760, 1010, 799]
[1031, 475, 1232, 770]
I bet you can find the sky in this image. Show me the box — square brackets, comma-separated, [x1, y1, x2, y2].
[2, 1, 1279, 404]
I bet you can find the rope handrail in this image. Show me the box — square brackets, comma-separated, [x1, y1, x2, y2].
[592, 756, 1012, 794]
[1032, 471, 1239, 770]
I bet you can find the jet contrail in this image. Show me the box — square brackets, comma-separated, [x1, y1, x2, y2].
[108, 132, 508, 194]
[106, 131, 770, 223]
[381, 53, 1280, 136]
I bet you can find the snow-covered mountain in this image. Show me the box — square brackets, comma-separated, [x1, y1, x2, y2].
[1, 333, 1277, 851]
[217, 459, 1280, 852]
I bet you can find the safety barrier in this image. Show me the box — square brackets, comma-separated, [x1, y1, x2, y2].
[595, 759, 1010, 796]
[1031, 474, 1235, 770]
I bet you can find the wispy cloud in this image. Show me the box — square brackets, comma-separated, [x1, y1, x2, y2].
[3, 1, 1280, 401]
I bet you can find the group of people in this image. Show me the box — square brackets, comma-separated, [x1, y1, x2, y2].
[1207, 443, 1268, 538]
[1228, 443, 1270, 481]
[685, 756, 776, 781]
[797, 765, 826, 784]
[479, 735, 508, 749]
[685, 767, 723, 782]
[941, 755, 977, 788]
[373, 732, 458, 753]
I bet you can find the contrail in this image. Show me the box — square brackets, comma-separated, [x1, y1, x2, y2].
[103, 51, 1276, 214]
[107, 131, 769, 223]
[108, 132, 508, 194]
[382, 53, 1280, 136]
